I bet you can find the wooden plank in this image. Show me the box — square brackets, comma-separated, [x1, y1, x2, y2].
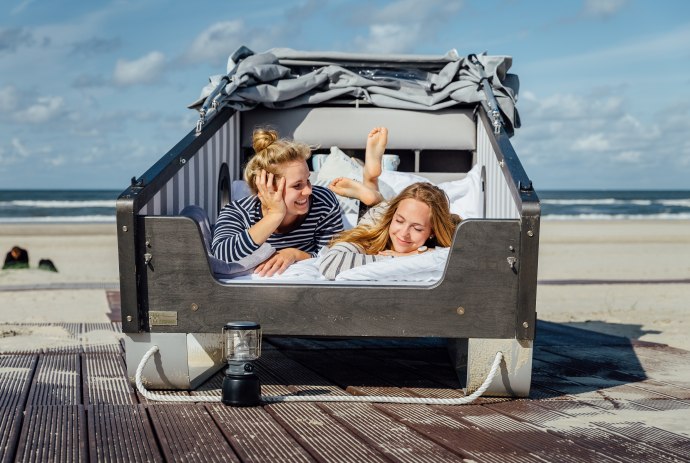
[266, 403, 391, 463]
[207, 404, 316, 463]
[147, 404, 239, 462]
[14, 405, 87, 462]
[319, 402, 465, 462]
[0, 407, 23, 463]
[376, 403, 543, 462]
[26, 353, 81, 405]
[0, 323, 79, 354]
[83, 322, 122, 354]
[87, 404, 162, 463]
[440, 404, 620, 462]
[82, 354, 136, 405]
[593, 421, 690, 461]
[0, 354, 37, 409]
[105, 290, 122, 322]
[486, 400, 683, 463]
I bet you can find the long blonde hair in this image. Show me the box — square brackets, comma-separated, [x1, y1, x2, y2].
[331, 182, 461, 254]
[244, 128, 311, 194]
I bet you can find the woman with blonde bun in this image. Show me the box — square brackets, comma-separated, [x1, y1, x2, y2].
[212, 128, 343, 277]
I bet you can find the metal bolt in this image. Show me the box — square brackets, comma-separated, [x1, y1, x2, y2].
[191, 303, 199, 311]
[146, 240, 151, 248]
[499, 161, 505, 167]
[508, 245, 514, 251]
[522, 321, 529, 328]
[126, 315, 133, 322]
[456, 307, 465, 315]
[180, 158, 187, 165]
[122, 226, 128, 232]
[527, 230, 534, 237]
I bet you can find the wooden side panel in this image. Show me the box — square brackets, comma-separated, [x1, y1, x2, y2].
[140, 216, 522, 339]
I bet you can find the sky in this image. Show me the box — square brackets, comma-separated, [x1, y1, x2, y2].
[1, 0, 689, 191]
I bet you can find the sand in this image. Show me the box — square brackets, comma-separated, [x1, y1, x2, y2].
[0, 220, 689, 351]
[537, 220, 690, 350]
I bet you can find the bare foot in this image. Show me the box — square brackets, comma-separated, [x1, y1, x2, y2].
[328, 177, 383, 206]
[364, 127, 388, 191]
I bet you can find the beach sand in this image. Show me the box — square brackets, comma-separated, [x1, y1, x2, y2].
[0, 220, 689, 350]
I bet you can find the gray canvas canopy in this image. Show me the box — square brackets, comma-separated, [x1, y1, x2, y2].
[190, 47, 520, 135]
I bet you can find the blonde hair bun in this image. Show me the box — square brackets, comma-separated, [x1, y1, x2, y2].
[252, 128, 279, 153]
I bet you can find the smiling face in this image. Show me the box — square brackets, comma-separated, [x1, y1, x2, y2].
[388, 198, 433, 253]
[276, 160, 312, 218]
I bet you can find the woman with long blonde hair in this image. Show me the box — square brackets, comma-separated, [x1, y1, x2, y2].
[320, 128, 461, 280]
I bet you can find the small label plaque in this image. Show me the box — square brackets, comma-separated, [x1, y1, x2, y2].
[149, 311, 178, 326]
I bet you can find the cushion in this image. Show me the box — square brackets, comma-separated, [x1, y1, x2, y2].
[313, 146, 363, 228]
[437, 163, 483, 219]
[180, 205, 275, 278]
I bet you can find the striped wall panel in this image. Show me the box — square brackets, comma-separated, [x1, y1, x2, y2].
[477, 118, 520, 220]
[138, 114, 240, 224]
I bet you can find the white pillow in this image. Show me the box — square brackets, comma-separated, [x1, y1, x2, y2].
[377, 164, 484, 219]
[314, 146, 362, 228]
[437, 163, 483, 219]
[335, 248, 450, 282]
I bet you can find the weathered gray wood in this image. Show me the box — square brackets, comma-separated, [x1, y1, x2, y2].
[140, 216, 523, 340]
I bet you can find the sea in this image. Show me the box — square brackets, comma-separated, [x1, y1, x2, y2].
[1, 189, 690, 223]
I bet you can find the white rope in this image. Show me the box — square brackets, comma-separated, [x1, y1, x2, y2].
[135, 345, 504, 405]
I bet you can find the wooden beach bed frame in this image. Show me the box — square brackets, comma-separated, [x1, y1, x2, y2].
[117, 49, 540, 397]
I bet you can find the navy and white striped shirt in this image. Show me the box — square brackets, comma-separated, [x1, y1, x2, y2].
[212, 186, 344, 263]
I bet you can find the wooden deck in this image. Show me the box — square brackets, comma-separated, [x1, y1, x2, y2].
[1, 291, 689, 462]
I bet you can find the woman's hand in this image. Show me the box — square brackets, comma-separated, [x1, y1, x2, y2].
[255, 248, 310, 277]
[255, 169, 286, 220]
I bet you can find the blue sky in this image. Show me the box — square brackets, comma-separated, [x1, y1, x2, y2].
[1, 0, 689, 190]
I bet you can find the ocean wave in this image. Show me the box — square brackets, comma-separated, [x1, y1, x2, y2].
[0, 200, 116, 208]
[0, 215, 116, 223]
[543, 213, 690, 220]
[541, 198, 653, 206]
[656, 199, 690, 207]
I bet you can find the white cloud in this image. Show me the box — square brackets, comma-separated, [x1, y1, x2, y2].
[512, 89, 689, 187]
[15, 96, 64, 123]
[113, 51, 166, 86]
[573, 133, 610, 152]
[0, 85, 19, 111]
[613, 150, 641, 163]
[11, 138, 30, 157]
[11, 0, 35, 15]
[352, 0, 463, 54]
[583, 0, 629, 19]
[182, 20, 245, 66]
[356, 23, 421, 54]
[368, 0, 463, 24]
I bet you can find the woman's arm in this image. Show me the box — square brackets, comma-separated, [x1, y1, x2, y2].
[319, 242, 391, 280]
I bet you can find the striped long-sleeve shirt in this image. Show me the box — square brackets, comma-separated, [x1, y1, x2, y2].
[318, 242, 392, 280]
[211, 185, 344, 263]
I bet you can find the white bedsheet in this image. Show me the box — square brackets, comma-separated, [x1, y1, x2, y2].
[218, 248, 448, 285]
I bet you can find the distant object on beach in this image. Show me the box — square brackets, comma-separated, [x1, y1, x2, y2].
[3, 246, 29, 269]
[38, 258, 58, 272]
[2, 246, 58, 272]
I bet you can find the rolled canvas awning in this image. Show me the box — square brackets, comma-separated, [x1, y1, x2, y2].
[190, 46, 520, 134]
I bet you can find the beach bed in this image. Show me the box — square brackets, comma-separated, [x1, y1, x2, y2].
[116, 48, 539, 396]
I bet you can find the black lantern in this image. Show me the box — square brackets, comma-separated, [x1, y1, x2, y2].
[221, 321, 262, 406]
